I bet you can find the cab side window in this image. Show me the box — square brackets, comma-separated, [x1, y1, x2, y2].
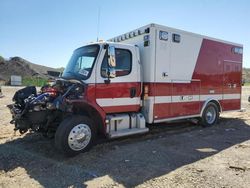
[101, 49, 132, 77]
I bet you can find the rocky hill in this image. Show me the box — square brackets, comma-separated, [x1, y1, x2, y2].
[243, 68, 250, 83]
[0, 56, 64, 82]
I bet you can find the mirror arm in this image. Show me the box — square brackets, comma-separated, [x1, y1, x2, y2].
[104, 69, 111, 84]
[103, 43, 109, 49]
[104, 79, 111, 84]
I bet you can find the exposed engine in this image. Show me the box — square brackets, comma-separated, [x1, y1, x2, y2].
[8, 79, 85, 137]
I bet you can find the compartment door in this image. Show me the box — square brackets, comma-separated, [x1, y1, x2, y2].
[155, 29, 171, 83]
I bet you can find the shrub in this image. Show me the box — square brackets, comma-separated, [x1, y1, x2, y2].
[0, 56, 4, 63]
[22, 77, 48, 87]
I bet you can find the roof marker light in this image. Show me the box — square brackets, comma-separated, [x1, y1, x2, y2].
[145, 28, 150, 33]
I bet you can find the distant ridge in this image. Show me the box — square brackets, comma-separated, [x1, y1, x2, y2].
[0, 56, 64, 82]
[243, 68, 250, 83]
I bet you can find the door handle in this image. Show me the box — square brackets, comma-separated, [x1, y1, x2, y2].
[130, 87, 136, 98]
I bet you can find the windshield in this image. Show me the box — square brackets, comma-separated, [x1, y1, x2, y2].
[62, 45, 100, 80]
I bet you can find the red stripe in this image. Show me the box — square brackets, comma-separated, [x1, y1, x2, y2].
[145, 82, 241, 97]
[145, 81, 201, 96]
[95, 82, 141, 98]
[101, 105, 140, 113]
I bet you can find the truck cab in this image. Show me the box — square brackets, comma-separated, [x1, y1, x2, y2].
[62, 42, 146, 116]
[54, 42, 148, 155]
[63, 43, 142, 106]
[65, 43, 141, 108]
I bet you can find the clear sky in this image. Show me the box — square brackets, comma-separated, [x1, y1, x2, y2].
[0, 0, 249, 68]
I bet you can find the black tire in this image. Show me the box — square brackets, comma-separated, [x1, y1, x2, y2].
[200, 102, 219, 127]
[55, 115, 96, 157]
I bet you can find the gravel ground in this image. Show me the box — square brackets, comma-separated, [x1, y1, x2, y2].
[0, 86, 250, 188]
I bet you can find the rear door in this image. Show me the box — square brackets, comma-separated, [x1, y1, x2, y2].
[223, 61, 241, 94]
[95, 45, 141, 113]
[223, 61, 241, 110]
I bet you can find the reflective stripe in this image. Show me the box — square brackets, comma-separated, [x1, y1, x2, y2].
[96, 97, 140, 107]
[223, 94, 241, 100]
[155, 96, 171, 103]
[96, 94, 240, 107]
[154, 94, 240, 104]
[172, 95, 200, 103]
[200, 94, 222, 101]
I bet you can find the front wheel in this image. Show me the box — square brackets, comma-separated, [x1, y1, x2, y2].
[55, 115, 96, 156]
[200, 102, 219, 127]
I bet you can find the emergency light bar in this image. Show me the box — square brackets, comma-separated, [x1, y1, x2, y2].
[109, 28, 150, 42]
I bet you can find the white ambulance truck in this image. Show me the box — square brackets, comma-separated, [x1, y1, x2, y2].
[9, 23, 243, 156]
[57, 23, 243, 155]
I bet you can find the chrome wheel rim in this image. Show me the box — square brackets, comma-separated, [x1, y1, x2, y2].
[68, 124, 91, 151]
[205, 106, 216, 124]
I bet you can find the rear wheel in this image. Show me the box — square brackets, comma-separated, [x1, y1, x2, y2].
[200, 102, 219, 127]
[55, 115, 96, 156]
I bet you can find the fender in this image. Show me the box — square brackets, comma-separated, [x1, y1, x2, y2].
[67, 99, 106, 133]
[200, 98, 222, 116]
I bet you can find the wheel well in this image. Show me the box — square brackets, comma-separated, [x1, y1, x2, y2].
[200, 99, 222, 116]
[73, 105, 105, 134]
[211, 100, 221, 113]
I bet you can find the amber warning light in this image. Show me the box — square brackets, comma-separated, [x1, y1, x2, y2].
[144, 85, 149, 99]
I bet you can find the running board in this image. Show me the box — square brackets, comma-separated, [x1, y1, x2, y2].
[108, 128, 149, 139]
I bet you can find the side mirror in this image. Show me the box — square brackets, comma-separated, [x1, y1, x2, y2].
[108, 46, 116, 67]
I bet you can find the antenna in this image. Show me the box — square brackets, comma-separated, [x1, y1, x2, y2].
[96, 7, 101, 42]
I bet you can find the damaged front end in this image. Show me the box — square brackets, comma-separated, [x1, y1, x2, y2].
[7, 79, 85, 137]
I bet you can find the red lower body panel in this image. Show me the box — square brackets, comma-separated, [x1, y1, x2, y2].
[153, 99, 241, 121]
[220, 99, 241, 111]
[154, 101, 201, 120]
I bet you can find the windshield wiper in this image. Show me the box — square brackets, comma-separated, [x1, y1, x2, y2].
[61, 72, 85, 84]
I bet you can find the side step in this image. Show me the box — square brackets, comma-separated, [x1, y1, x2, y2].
[106, 113, 149, 139]
[109, 128, 149, 139]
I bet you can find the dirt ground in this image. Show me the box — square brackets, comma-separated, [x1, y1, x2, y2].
[0, 86, 250, 188]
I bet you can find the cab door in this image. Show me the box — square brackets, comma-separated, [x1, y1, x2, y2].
[95, 44, 141, 113]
